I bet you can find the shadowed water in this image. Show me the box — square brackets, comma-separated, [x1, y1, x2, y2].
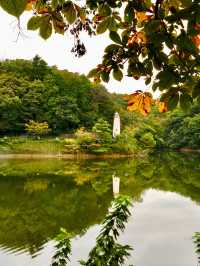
[0, 151, 199, 265]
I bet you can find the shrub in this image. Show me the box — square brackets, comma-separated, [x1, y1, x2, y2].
[92, 119, 112, 144]
[75, 128, 96, 149]
[64, 138, 76, 145]
[112, 128, 140, 153]
[140, 132, 156, 148]
[25, 120, 51, 137]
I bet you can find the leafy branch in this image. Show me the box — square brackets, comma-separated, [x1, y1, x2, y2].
[51, 195, 133, 266]
[193, 232, 200, 266]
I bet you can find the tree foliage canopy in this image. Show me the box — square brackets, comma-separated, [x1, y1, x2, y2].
[0, 0, 200, 114]
[0, 57, 121, 134]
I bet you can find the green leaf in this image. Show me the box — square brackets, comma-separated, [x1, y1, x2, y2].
[156, 70, 176, 90]
[27, 16, 41, 31]
[98, 4, 111, 17]
[121, 29, 130, 44]
[192, 81, 200, 98]
[108, 16, 118, 31]
[145, 0, 152, 8]
[109, 31, 122, 44]
[39, 17, 52, 40]
[177, 34, 198, 54]
[124, 3, 134, 23]
[104, 44, 121, 53]
[51, 0, 59, 10]
[167, 93, 179, 110]
[63, 1, 77, 24]
[87, 68, 98, 78]
[113, 69, 123, 81]
[164, 34, 174, 49]
[0, 0, 27, 17]
[52, 13, 65, 34]
[180, 92, 193, 111]
[96, 17, 110, 34]
[145, 20, 160, 34]
[145, 77, 151, 85]
[101, 71, 110, 83]
[180, 0, 192, 7]
[152, 82, 159, 91]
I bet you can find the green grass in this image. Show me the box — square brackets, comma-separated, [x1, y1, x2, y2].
[0, 136, 141, 155]
[0, 137, 65, 154]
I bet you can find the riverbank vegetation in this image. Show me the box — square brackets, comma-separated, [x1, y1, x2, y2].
[0, 57, 200, 155]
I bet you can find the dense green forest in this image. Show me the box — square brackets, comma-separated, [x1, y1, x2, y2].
[0, 56, 124, 134]
[0, 56, 200, 151]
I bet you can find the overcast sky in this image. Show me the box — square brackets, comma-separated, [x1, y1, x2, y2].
[0, 7, 151, 94]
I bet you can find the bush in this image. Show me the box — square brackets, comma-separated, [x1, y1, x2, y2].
[64, 138, 76, 145]
[25, 120, 51, 138]
[112, 128, 140, 153]
[140, 132, 156, 148]
[75, 128, 96, 152]
[92, 119, 112, 144]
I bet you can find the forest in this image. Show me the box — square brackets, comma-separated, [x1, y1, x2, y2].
[0, 56, 200, 152]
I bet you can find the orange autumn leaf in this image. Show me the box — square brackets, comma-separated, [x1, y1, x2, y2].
[192, 24, 200, 47]
[157, 101, 168, 113]
[93, 15, 105, 22]
[25, 0, 37, 11]
[124, 91, 153, 116]
[37, 7, 49, 14]
[75, 5, 86, 23]
[26, 0, 49, 14]
[194, 24, 200, 31]
[128, 31, 147, 46]
[192, 35, 200, 46]
[136, 12, 151, 23]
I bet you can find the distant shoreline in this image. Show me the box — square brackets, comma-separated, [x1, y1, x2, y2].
[0, 153, 143, 160]
[0, 149, 199, 160]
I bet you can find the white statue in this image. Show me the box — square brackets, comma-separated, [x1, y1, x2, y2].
[113, 112, 120, 138]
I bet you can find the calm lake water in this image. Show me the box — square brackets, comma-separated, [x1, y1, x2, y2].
[0, 152, 199, 266]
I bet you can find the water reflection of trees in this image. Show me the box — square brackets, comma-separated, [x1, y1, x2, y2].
[52, 196, 133, 266]
[0, 152, 199, 256]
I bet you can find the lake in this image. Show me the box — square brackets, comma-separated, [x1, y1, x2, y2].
[0, 151, 199, 266]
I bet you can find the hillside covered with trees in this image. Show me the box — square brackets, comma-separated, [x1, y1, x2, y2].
[0, 56, 200, 153]
[0, 56, 124, 135]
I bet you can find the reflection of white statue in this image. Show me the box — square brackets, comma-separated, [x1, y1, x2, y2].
[112, 174, 120, 197]
[113, 112, 120, 138]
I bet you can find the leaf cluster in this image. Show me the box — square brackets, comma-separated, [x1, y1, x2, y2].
[1, 0, 200, 111]
[51, 195, 133, 266]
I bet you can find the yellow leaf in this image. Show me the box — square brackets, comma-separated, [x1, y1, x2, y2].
[128, 31, 147, 46]
[157, 101, 168, 113]
[25, 0, 36, 11]
[136, 12, 151, 23]
[124, 91, 153, 115]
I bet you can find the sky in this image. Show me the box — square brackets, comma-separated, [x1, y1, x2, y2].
[0, 7, 151, 94]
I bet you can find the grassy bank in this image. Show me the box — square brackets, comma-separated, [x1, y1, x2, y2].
[0, 136, 145, 156]
[0, 137, 65, 154]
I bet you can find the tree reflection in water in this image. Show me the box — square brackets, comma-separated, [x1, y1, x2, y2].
[52, 196, 133, 266]
[51, 195, 200, 266]
[0, 151, 199, 262]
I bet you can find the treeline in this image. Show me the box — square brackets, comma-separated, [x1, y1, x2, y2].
[0, 56, 199, 150]
[163, 105, 200, 149]
[0, 56, 124, 134]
